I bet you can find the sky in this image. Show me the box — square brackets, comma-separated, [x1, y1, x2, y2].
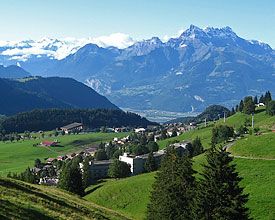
[0, 0, 274, 47]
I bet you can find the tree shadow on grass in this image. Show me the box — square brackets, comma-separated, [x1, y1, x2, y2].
[85, 184, 103, 195]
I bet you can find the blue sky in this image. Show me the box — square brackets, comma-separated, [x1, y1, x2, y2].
[0, 0, 274, 47]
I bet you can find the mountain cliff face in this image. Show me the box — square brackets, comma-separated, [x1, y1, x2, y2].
[1, 25, 274, 112]
[0, 77, 118, 115]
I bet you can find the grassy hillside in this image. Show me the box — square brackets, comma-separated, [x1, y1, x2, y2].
[0, 132, 128, 176]
[158, 108, 275, 150]
[229, 132, 275, 159]
[86, 109, 275, 220]
[0, 177, 129, 220]
[85, 173, 155, 220]
[85, 155, 275, 220]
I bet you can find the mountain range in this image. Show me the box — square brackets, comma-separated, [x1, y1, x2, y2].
[0, 75, 118, 115]
[0, 25, 274, 113]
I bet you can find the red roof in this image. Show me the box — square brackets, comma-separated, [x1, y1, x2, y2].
[42, 141, 57, 146]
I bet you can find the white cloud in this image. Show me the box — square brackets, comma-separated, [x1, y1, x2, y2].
[0, 33, 136, 61]
[89, 33, 135, 49]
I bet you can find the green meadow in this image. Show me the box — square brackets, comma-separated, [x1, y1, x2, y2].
[0, 132, 128, 176]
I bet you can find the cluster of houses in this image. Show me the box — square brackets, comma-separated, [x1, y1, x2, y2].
[30, 121, 196, 185]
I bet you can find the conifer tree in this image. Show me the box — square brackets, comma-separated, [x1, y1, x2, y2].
[253, 96, 258, 105]
[144, 151, 157, 172]
[108, 159, 131, 178]
[264, 91, 272, 105]
[191, 136, 204, 156]
[239, 100, 244, 112]
[147, 149, 197, 220]
[58, 161, 84, 196]
[82, 157, 91, 188]
[235, 104, 239, 112]
[243, 96, 255, 115]
[259, 95, 265, 103]
[196, 146, 249, 220]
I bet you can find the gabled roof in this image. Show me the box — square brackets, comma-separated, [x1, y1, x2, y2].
[61, 122, 83, 130]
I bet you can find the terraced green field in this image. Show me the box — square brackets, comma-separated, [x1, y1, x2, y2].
[0, 132, 128, 176]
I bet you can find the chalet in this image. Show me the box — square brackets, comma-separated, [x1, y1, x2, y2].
[46, 158, 56, 164]
[256, 103, 265, 107]
[172, 141, 191, 156]
[41, 140, 58, 147]
[154, 134, 162, 142]
[134, 128, 146, 133]
[60, 122, 83, 134]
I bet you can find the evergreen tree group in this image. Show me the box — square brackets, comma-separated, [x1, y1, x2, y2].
[147, 149, 196, 220]
[147, 146, 250, 220]
[58, 161, 84, 196]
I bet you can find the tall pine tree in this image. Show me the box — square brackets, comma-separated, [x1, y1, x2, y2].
[239, 100, 244, 112]
[58, 161, 84, 196]
[147, 149, 197, 220]
[82, 157, 91, 189]
[196, 146, 249, 220]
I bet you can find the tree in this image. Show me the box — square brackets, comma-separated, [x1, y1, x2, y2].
[147, 150, 197, 220]
[243, 96, 255, 115]
[191, 137, 204, 157]
[239, 100, 244, 112]
[82, 157, 91, 188]
[253, 96, 258, 105]
[147, 141, 159, 152]
[196, 146, 249, 219]
[54, 130, 58, 137]
[264, 91, 272, 104]
[144, 152, 157, 172]
[171, 129, 177, 137]
[130, 144, 149, 155]
[95, 149, 108, 160]
[211, 125, 234, 145]
[266, 100, 275, 116]
[34, 158, 42, 168]
[98, 142, 105, 150]
[231, 107, 235, 115]
[58, 161, 84, 196]
[108, 159, 131, 178]
[259, 94, 265, 103]
[161, 130, 167, 139]
[235, 104, 239, 112]
[112, 149, 123, 159]
[106, 141, 116, 159]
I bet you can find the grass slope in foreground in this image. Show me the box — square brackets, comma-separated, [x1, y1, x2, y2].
[0, 177, 129, 220]
[85, 173, 155, 220]
[85, 156, 275, 220]
[0, 132, 128, 176]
